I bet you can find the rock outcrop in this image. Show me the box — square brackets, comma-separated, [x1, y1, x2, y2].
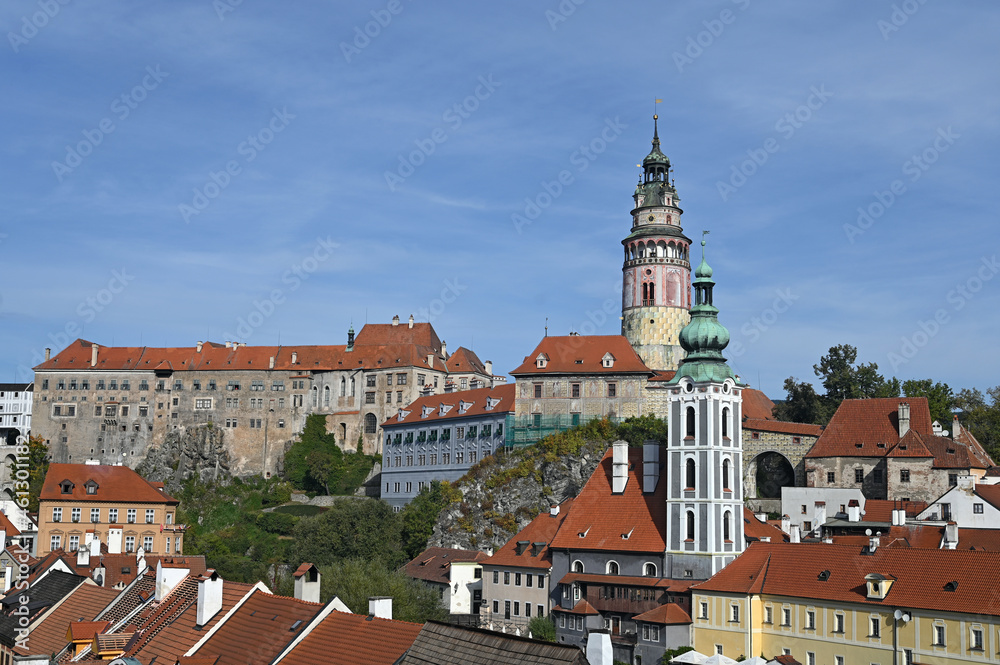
[136, 424, 231, 487]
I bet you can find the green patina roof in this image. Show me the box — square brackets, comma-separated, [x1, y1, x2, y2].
[622, 226, 689, 242]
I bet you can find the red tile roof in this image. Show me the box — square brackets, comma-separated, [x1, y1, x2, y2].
[885, 430, 933, 458]
[806, 398, 933, 458]
[0, 511, 22, 537]
[860, 500, 928, 522]
[482, 499, 573, 570]
[41, 464, 177, 504]
[557, 599, 599, 615]
[67, 620, 111, 641]
[550, 447, 666, 553]
[743, 508, 789, 543]
[957, 528, 1000, 551]
[952, 418, 996, 467]
[444, 347, 487, 374]
[510, 336, 652, 376]
[828, 525, 943, 549]
[15, 582, 119, 656]
[353, 321, 441, 349]
[743, 418, 822, 437]
[188, 589, 324, 665]
[558, 572, 676, 589]
[975, 484, 1000, 512]
[274, 609, 422, 665]
[631, 603, 692, 625]
[921, 433, 992, 470]
[742, 389, 776, 420]
[402, 547, 488, 585]
[693, 542, 1000, 616]
[382, 384, 515, 428]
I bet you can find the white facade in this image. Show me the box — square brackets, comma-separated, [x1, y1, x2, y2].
[0, 383, 32, 444]
[781, 487, 865, 537]
[448, 559, 484, 615]
[916, 475, 1000, 528]
[664, 375, 744, 579]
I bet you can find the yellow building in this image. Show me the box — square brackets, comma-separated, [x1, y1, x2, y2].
[690, 540, 1000, 664]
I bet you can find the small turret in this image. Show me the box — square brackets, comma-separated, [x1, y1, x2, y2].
[346, 326, 355, 352]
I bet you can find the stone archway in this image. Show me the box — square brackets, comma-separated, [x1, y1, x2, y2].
[747, 451, 796, 499]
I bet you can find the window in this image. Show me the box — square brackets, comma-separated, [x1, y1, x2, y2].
[195, 398, 212, 409]
[492, 600, 499, 614]
[763, 606, 772, 624]
[125, 536, 135, 553]
[700, 602, 709, 619]
[396, 391, 403, 403]
[781, 608, 791, 627]
[455, 452, 464, 464]
[686, 510, 695, 541]
[91, 508, 100, 523]
[364, 413, 377, 434]
[949, 473, 958, 487]
[145, 509, 155, 523]
[806, 653, 815, 665]
[607, 382, 616, 398]
[933, 624, 945, 646]
[140, 379, 149, 390]
[492, 570, 499, 584]
[873, 468, 883, 483]
[835, 657, 845, 665]
[827, 471, 835, 483]
[52, 507, 62, 522]
[644, 562, 657, 577]
[870, 616, 881, 638]
[537, 576, 544, 589]
[855, 468, 864, 483]
[504, 571, 510, 585]
[571, 383, 581, 398]
[722, 459, 730, 490]
[533, 384, 542, 398]
[900, 469, 910, 482]
[607, 561, 619, 575]
[165, 537, 172, 554]
[515, 573, 522, 586]
[971, 626, 984, 650]
[109, 508, 118, 523]
[71, 507, 81, 523]
[50, 534, 61, 551]
[526, 574, 533, 587]
[723, 511, 732, 541]
[366, 392, 376, 404]
[806, 610, 816, 629]
[974, 503, 984, 514]
[834, 612, 845, 633]
[139, 406, 148, 417]
[127, 509, 136, 523]
[405, 482, 412, 492]
[685, 458, 696, 489]
[143, 535, 154, 551]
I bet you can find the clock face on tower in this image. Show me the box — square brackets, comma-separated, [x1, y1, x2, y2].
[647, 214, 655, 222]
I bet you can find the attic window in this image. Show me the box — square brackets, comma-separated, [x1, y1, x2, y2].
[877, 443, 886, 448]
[602, 353, 615, 368]
[944, 580, 959, 592]
[535, 354, 548, 369]
[290, 620, 303, 631]
[60, 480, 75, 494]
[855, 443, 863, 448]
[621, 528, 634, 540]
[85, 480, 99, 495]
[947, 448, 955, 454]
[575, 359, 583, 364]
[818, 570, 830, 581]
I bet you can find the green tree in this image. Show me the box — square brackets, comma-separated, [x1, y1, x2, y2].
[400, 481, 457, 559]
[284, 414, 379, 495]
[773, 377, 832, 425]
[306, 450, 335, 495]
[528, 615, 556, 642]
[318, 558, 448, 623]
[293, 498, 406, 567]
[660, 646, 694, 664]
[813, 344, 899, 401]
[902, 379, 954, 425]
[614, 415, 669, 446]
[25, 435, 49, 512]
[954, 387, 1000, 462]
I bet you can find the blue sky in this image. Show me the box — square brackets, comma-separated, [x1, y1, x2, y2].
[2, 1, 998, 399]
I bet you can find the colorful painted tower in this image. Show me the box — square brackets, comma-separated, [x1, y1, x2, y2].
[621, 115, 691, 372]
[664, 234, 745, 579]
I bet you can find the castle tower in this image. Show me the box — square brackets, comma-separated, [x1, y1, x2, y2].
[663, 234, 745, 579]
[621, 115, 692, 372]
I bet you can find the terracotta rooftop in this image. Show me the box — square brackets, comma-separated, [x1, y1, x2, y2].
[396, 620, 589, 665]
[558, 572, 677, 590]
[957, 528, 1000, 551]
[273, 609, 422, 665]
[383, 384, 515, 428]
[743, 508, 789, 543]
[0, 511, 22, 537]
[975, 484, 1000, 512]
[742, 389, 776, 420]
[402, 547, 488, 585]
[40, 464, 178, 504]
[510, 335, 652, 376]
[187, 589, 325, 665]
[550, 447, 666, 553]
[482, 498, 574, 570]
[95, 569, 157, 625]
[14, 581, 118, 657]
[828, 524, 944, 550]
[693, 542, 1000, 617]
[67, 620, 111, 641]
[806, 398, 933, 458]
[631, 603, 692, 625]
[557, 599, 599, 615]
[743, 418, 822, 437]
[858, 500, 928, 522]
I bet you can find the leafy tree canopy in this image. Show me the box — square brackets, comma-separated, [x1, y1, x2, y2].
[902, 379, 954, 425]
[293, 497, 406, 568]
[400, 480, 460, 560]
[318, 558, 448, 623]
[283, 414, 380, 495]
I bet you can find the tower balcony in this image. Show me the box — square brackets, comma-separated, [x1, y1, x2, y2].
[623, 256, 689, 269]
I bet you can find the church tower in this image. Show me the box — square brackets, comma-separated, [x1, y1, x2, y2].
[663, 235, 745, 580]
[621, 115, 692, 372]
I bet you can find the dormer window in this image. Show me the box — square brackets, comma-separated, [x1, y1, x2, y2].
[438, 403, 453, 417]
[865, 573, 892, 600]
[535, 354, 548, 369]
[458, 401, 470, 414]
[421, 406, 434, 418]
[84, 480, 99, 495]
[60, 480, 75, 495]
[602, 353, 615, 368]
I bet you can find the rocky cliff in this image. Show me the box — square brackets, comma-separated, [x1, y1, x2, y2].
[136, 424, 232, 487]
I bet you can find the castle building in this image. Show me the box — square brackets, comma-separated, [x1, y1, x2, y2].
[31, 317, 492, 475]
[0, 383, 32, 446]
[621, 115, 692, 373]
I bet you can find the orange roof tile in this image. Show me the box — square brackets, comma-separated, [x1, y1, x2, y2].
[67, 620, 111, 641]
[693, 542, 1000, 616]
[482, 498, 574, 570]
[188, 589, 324, 665]
[557, 599, 599, 615]
[402, 547, 488, 585]
[743, 508, 789, 543]
[806, 398, 934, 458]
[974, 485, 1000, 512]
[957, 528, 1000, 551]
[885, 430, 934, 458]
[444, 347, 487, 374]
[828, 525, 943, 549]
[743, 418, 822, 437]
[382, 384, 515, 428]
[922, 433, 992, 470]
[353, 321, 441, 349]
[510, 336, 651, 376]
[631, 603, 692, 625]
[742, 389, 776, 420]
[0, 511, 22, 537]
[41, 464, 177, 504]
[550, 447, 666, 553]
[860, 500, 928, 522]
[275, 609, 422, 665]
[16, 582, 118, 656]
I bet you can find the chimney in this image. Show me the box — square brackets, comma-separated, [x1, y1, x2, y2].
[814, 502, 827, 531]
[642, 441, 660, 493]
[848, 500, 861, 523]
[441, 341, 447, 358]
[196, 341, 203, 353]
[952, 414, 960, 439]
[585, 630, 612, 665]
[90, 535, 101, 557]
[790, 524, 801, 543]
[549, 502, 560, 517]
[107, 527, 122, 555]
[408, 314, 414, 329]
[269, 356, 275, 370]
[196, 570, 223, 626]
[891, 509, 900, 526]
[45, 348, 51, 361]
[293, 563, 321, 603]
[611, 441, 628, 494]
[155, 558, 189, 601]
[225, 341, 232, 348]
[780, 514, 791, 534]
[392, 315, 400, 327]
[944, 522, 958, 549]
[91, 344, 99, 367]
[957, 474, 975, 491]
[898, 402, 911, 437]
[485, 360, 493, 376]
[369, 596, 392, 619]
[291, 351, 298, 365]
[869, 531, 880, 553]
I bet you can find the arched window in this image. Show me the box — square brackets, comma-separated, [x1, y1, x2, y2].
[722, 406, 729, 438]
[686, 407, 696, 438]
[350, 378, 355, 397]
[323, 386, 331, 406]
[572, 560, 584, 574]
[607, 561, 619, 575]
[340, 377, 346, 397]
[686, 458, 696, 490]
[644, 562, 657, 577]
[686, 510, 695, 541]
[722, 458, 731, 491]
[364, 413, 377, 434]
[723, 510, 732, 542]
[311, 386, 318, 407]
